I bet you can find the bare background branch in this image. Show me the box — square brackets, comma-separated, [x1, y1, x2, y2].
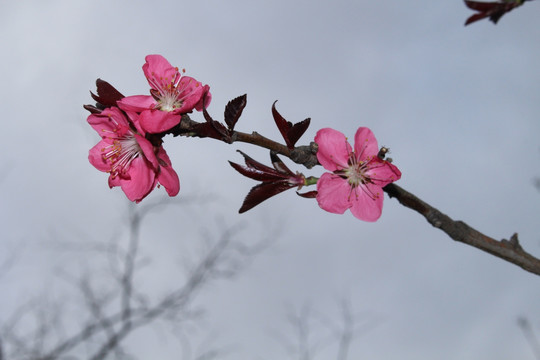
[518, 317, 540, 360]
[269, 299, 379, 360]
[0, 199, 268, 360]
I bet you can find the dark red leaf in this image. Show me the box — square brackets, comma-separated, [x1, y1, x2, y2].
[83, 104, 102, 114]
[286, 117, 311, 148]
[272, 101, 294, 148]
[201, 106, 232, 142]
[465, 13, 489, 25]
[297, 190, 318, 198]
[237, 150, 278, 174]
[202, 106, 215, 123]
[238, 181, 296, 213]
[229, 161, 288, 182]
[272, 101, 311, 149]
[270, 152, 294, 176]
[212, 120, 231, 142]
[90, 79, 124, 108]
[464, 0, 499, 11]
[224, 94, 247, 131]
[464, 0, 526, 25]
[190, 122, 231, 142]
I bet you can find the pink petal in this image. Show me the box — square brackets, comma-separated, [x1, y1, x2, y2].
[314, 128, 351, 171]
[117, 95, 156, 113]
[87, 114, 113, 135]
[88, 141, 111, 172]
[108, 173, 122, 188]
[87, 107, 129, 136]
[155, 147, 180, 197]
[366, 158, 402, 187]
[119, 157, 156, 202]
[124, 110, 146, 136]
[348, 184, 384, 222]
[173, 76, 205, 113]
[139, 110, 181, 134]
[133, 133, 158, 169]
[143, 55, 179, 89]
[353, 127, 379, 162]
[316, 173, 352, 214]
[194, 84, 212, 111]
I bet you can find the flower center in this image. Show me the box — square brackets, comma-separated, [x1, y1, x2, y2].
[345, 161, 368, 187]
[335, 150, 379, 201]
[101, 126, 142, 178]
[147, 68, 200, 112]
[154, 84, 184, 112]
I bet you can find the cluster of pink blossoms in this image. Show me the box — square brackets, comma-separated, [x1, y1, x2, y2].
[87, 55, 211, 202]
[87, 55, 401, 222]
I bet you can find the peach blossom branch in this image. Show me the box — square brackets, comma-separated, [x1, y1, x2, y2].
[384, 183, 540, 276]
[178, 113, 540, 276]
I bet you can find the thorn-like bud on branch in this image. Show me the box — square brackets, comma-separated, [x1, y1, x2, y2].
[502, 233, 523, 251]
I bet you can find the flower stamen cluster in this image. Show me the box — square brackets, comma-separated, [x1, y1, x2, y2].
[103, 135, 141, 178]
[147, 67, 201, 112]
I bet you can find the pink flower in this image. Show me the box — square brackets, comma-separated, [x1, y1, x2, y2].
[88, 107, 180, 202]
[118, 54, 211, 134]
[314, 127, 401, 222]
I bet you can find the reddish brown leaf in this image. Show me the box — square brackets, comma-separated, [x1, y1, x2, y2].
[224, 94, 247, 131]
[287, 118, 311, 148]
[229, 161, 288, 182]
[83, 104, 102, 114]
[272, 101, 311, 149]
[199, 107, 231, 142]
[464, 0, 499, 11]
[270, 152, 294, 176]
[90, 79, 124, 108]
[238, 181, 296, 213]
[190, 122, 230, 141]
[297, 190, 318, 198]
[237, 150, 277, 174]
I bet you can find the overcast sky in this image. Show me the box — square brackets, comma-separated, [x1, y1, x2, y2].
[1, 0, 540, 359]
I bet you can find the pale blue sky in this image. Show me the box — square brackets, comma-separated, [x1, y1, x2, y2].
[1, 0, 540, 359]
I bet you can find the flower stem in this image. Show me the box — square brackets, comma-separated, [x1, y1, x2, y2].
[304, 176, 318, 186]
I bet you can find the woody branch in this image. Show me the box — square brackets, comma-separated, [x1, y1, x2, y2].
[175, 112, 540, 276]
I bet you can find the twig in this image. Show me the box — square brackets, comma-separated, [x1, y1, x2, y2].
[177, 115, 319, 169]
[120, 204, 141, 331]
[336, 300, 353, 360]
[29, 223, 256, 360]
[178, 113, 540, 276]
[87, 226, 247, 360]
[79, 277, 125, 358]
[518, 317, 540, 360]
[384, 183, 540, 276]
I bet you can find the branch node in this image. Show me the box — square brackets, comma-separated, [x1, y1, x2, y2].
[426, 211, 443, 228]
[289, 142, 319, 169]
[502, 232, 523, 251]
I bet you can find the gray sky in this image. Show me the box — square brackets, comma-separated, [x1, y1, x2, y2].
[1, 0, 540, 359]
